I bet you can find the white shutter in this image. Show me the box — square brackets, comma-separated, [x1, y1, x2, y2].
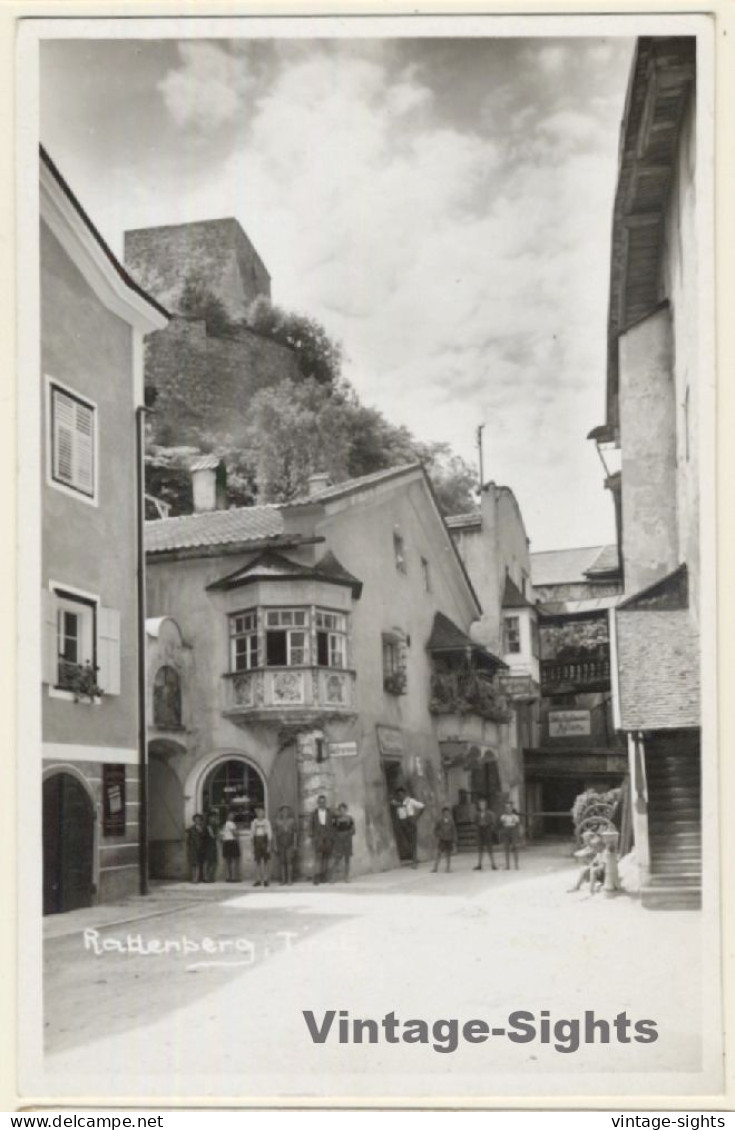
[53, 391, 75, 484]
[97, 606, 121, 695]
[74, 401, 94, 494]
[41, 589, 58, 686]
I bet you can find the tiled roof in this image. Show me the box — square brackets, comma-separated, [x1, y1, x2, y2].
[283, 463, 421, 507]
[531, 546, 613, 586]
[502, 574, 533, 609]
[585, 544, 620, 577]
[426, 612, 506, 668]
[207, 549, 363, 597]
[616, 609, 700, 730]
[445, 510, 481, 529]
[146, 505, 284, 554]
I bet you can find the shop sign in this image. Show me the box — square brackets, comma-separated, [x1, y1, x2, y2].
[548, 710, 591, 738]
[329, 741, 358, 758]
[498, 674, 535, 699]
[102, 763, 126, 836]
[376, 725, 405, 758]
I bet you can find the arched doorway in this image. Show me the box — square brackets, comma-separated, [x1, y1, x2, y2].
[201, 757, 266, 829]
[43, 771, 95, 914]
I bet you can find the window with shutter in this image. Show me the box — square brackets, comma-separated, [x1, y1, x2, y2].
[49, 382, 97, 500]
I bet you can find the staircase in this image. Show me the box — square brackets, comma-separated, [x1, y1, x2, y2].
[642, 747, 701, 910]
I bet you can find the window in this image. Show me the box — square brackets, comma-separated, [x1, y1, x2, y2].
[230, 610, 259, 672]
[382, 632, 407, 694]
[153, 665, 182, 728]
[265, 608, 308, 667]
[393, 532, 407, 574]
[316, 609, 347, 669]
[43, 587, 120, 697]
[421, 557, 431, 593]
[503, 615, 521, 655]
[531, 616, 539, 660]
[49, 382, 96, 500]
[55, 591, 96, 691]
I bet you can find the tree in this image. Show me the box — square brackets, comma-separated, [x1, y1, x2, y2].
[178, 272, 240, 337]
[243, 379, 352, 502]
[245, 297, 343, 388]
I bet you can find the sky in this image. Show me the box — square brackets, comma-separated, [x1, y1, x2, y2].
[40, 32, 634, 552]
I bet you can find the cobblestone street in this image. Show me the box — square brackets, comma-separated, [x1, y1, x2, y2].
[36, 846, 714, 1102]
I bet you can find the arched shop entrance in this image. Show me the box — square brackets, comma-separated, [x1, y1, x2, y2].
[43, 769, 95, 914]
[201, 757, 267, 829]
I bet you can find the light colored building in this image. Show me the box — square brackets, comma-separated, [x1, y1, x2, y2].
[40, 147, 168, 913]
[591, 36, 701, 908]
[144, 462, 515, 879]
[446, 483, 539, 806]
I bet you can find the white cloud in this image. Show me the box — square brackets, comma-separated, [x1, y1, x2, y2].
[157, 42, 253, 129]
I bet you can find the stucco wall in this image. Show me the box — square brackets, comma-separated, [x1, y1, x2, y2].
[660, 89, 700, 620]
[41, 219, 140, 755]
[619, 303, 679, 596]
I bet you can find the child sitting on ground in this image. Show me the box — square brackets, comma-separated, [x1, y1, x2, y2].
[568, 831, 605, 893]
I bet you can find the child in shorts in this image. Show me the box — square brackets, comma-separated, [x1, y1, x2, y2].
[251, 805, 272, 887]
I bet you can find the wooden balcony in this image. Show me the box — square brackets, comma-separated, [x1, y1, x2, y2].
[222, 666, 357, 723]
[540, 654, 611, 695]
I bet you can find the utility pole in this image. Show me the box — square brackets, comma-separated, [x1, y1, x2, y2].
[476, 423, 485, 491]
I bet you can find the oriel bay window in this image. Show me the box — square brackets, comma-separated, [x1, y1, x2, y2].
[228, 607, 351, 671]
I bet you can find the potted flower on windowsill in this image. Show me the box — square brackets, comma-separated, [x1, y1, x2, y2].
[71, 661, 105, 704]
[383, 671, 407, 696]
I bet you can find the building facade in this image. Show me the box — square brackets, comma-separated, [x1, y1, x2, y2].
[591, 37, 701, 908]
[446, 483, 539, 816]
[40, 148, 168, 913]
[526, 547, 626, 839]
[144, 463, 516, 879]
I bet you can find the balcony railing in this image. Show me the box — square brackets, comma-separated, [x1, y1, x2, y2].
[540, 655, 610, 694]
[222, 666, 357, 719]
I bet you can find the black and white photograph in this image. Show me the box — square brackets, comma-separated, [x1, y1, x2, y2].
[14, 11, 721, 1105]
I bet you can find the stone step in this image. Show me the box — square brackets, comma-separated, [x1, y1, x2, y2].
[649, 872, 701, 886]
[642, 886, 701, 911]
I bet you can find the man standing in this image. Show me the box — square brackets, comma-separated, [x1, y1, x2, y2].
[473, 797, 499, 872]
[391, 786, 425, 868]
[310, 794, 334, 885]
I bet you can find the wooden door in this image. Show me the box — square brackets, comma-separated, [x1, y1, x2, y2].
[43, 773, 94, 914]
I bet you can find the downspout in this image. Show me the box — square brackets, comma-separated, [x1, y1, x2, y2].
[136, 405, 149, 896]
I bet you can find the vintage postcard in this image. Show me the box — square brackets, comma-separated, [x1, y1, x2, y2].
[11, 7, 726, 1107]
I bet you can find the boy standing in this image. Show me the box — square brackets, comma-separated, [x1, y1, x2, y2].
[251, 805, 273, 887]
[432, 807, 457, 873]
[473, 797, 499, 871]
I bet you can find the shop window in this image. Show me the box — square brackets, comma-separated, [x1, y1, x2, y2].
[153, 665, 182, 728]
[102, 764, 126, 836]
[203, 758, 265, 829]
[503, 615, 521, 654]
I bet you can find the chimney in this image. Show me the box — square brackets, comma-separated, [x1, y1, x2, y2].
[307, 471, 330, 499]
[190, 455, 227, 512]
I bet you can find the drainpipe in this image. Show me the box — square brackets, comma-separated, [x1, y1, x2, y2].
[136, 405, 149, 896]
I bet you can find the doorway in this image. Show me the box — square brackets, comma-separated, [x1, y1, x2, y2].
[382, 757, 412, 859]
[43, 772, 95, 914]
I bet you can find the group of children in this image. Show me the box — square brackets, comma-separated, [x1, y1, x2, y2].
[186, 794, 523, 885]
[431, 799, 522, 873]
[186, 798, 357, 887]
